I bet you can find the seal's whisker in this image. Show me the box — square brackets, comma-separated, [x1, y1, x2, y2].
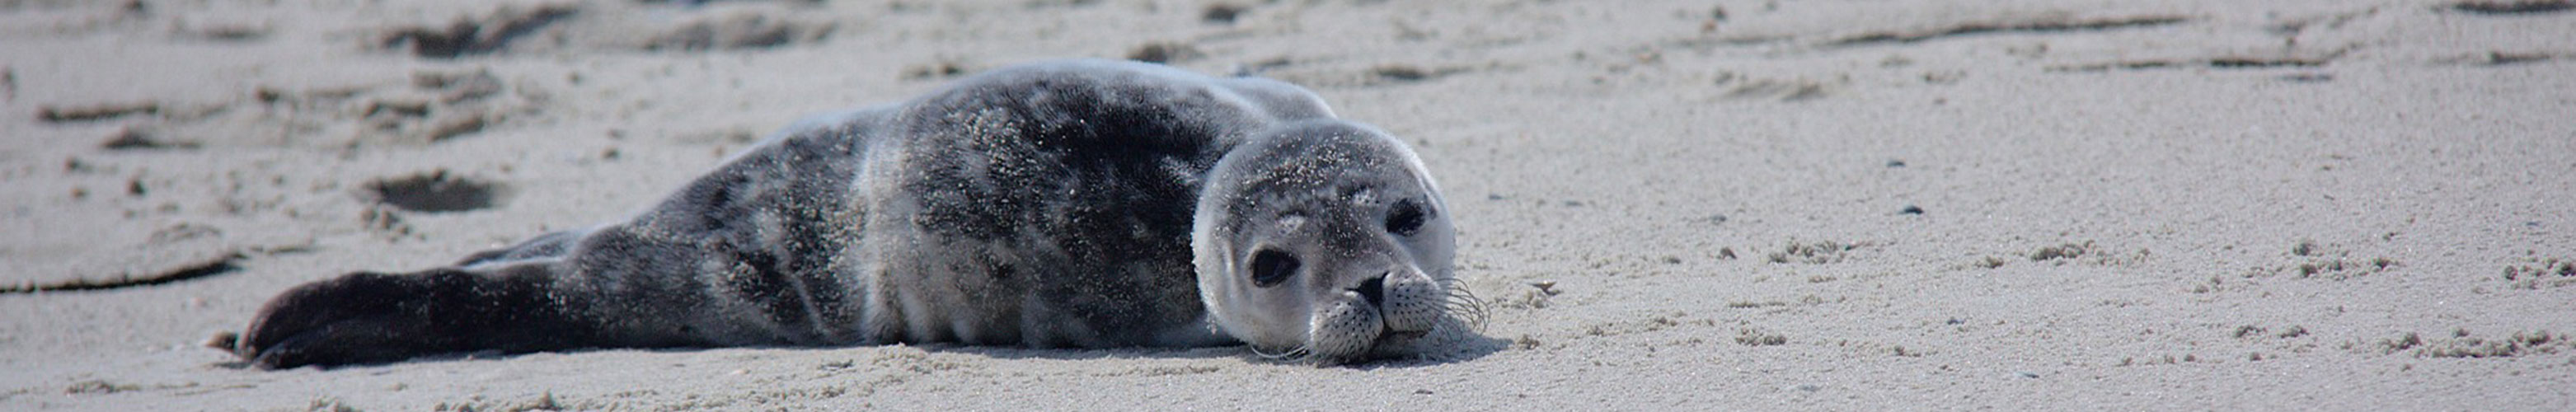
[1250, 344, 1309, 361]
[1445, 288, 1486, 311]
[1443, 302, 1489, 331]
[1443, 296, 1484, 317]
[1434, 279, 1490, 330]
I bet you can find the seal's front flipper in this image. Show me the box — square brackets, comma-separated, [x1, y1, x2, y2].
[236, 267, 593, 369]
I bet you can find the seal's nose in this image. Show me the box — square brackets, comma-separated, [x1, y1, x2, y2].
[1355, 273, 1388, 307]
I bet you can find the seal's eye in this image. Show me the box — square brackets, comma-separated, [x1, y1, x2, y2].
[1250, 249, 1298, 288]
[1386, 199, 1427, 236]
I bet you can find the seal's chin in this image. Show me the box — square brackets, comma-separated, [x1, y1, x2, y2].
[1362, 316, 1477, 360]
[1363, 330, 1431, 357]
[1279, 322, 1457, 364]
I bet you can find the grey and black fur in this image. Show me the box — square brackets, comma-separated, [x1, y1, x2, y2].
[237, 59, 1470, 369]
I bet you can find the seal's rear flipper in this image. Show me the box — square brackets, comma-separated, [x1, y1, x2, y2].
[236, 268, 595, 369]
[455, 229, 589, 267]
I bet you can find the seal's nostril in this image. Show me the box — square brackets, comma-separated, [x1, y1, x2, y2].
[1356, 274, 1387, 307]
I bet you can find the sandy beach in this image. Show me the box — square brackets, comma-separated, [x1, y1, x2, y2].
[5, 0, 2574, 410]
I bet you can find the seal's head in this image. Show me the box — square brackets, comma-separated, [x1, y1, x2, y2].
[1193, 120, 1476, 363]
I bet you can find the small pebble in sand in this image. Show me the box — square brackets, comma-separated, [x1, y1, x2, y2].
[1527, 281, 1560, 296]
[1900, 205, 1924, 214]
[1202, 3, 1245, 24]
[203, 330, 240, 350]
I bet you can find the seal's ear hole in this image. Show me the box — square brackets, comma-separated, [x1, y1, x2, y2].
[1250, 249, 1299, 288]
[1386, 199, 1427, 236]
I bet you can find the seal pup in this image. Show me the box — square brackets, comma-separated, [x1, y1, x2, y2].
[235, 59, 1479, 369]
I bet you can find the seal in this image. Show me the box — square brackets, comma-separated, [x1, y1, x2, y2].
[234, 59, 1479, 369]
